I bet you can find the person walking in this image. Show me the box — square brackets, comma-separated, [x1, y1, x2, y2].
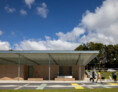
[92, 70, 96, 82]
[96, 70, 102, 84]
[113, 72, 117, 82]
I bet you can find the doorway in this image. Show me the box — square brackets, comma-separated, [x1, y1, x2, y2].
[59, 66, 72, 76]
[28, 65, 34, 78]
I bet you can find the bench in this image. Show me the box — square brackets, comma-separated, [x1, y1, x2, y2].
[28, 78, 43, 81]
[55, 76, 75, 81]
[55, 78, 75, 81]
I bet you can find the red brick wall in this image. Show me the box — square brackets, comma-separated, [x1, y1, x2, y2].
[81, 66, 85, 80]
[34, 65, 49, 80]
[0, 64, 85, 80]
[23, 65, 28, 80]
[50, 65, 59, 80]
[0, 64, 27, 80]
[72, 65, 79, 80]
[63, 66, 69, 75]
[72, 65, 85, 80]
[34, 65, 59, 80]
[34, 65, 85, 80]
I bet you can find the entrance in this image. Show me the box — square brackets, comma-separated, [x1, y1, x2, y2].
[28, 65, 34, 78]
[59, 66, 72, 76]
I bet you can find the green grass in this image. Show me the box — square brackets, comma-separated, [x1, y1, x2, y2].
[100, 71, 118, 79]
[101, 71, 112, 79]
[0, 88, 118, 92]
[88, 70, 118, 79]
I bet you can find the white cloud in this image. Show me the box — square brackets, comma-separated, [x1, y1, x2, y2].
[36, 2, 48, 18]
[45, 36, 50, 40]
[0, 41, 11, 50]
[13, 0, 118, 50]
[15, 39, 79, 50]
[0, 30, 3, 36]
[20, 9, 27, 15]
[15, 27, 84, 50]
[80, 33, 116, 45]
[56, 27, 85, 42]
[25, 0, 35, 9]
[80, 0, 118, 44]
[4, 5, 15, 13]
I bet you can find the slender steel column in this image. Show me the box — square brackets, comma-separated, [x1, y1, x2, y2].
[18, 54, 21, 81]
[79, 66, 81, 80]
[78, 54, 81, 80]
[48, 55, 51, 80]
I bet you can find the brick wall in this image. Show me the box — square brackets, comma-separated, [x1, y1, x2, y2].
[72, 65, 85, 80]
[23, 65, 28, 80]
[0, 64, 27, 80]
[34, 65, 49, 80]
[33, 65, 85, 80]
[34, 65, 59, 80]
[50, 65, 59, 80]
[81, 66, 85, 80]
[0, 64, 85, 80]
[72, 65, 79, 80]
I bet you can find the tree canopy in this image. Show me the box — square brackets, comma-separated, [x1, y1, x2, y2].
[75, 42, 118, 69]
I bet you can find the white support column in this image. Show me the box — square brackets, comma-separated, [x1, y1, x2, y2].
[18, 54, 21, 81]
[48, 55, 51, 80]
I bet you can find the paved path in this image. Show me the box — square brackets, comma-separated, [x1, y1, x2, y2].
[0, 82, 118, 90]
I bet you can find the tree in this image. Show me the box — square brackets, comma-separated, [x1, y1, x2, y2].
[75, 42, 118, 69]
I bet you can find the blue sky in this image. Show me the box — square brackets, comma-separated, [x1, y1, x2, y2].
[0, 0, 118, 50]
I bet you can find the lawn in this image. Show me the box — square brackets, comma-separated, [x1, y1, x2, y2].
[0, 88, 118, 92]
[101, 71, 112, 79]
[88, 70, 118, 79]
[100, 71, 118, 79]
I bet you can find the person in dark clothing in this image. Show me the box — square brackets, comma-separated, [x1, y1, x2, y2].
[113, 72, 117, 82]
[92, 71, 96, 82]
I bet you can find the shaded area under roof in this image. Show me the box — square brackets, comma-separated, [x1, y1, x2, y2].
[0, 50, 99, 66]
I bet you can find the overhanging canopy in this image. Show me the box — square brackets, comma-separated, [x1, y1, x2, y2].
[0, 50, 99, 66]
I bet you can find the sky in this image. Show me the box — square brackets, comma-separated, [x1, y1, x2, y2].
[0, 0, 118, 50]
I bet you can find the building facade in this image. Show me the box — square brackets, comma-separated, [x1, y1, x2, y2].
[0, 50, 99, 81]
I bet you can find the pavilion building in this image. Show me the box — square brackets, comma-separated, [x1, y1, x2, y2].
[0, 50, 99, 81]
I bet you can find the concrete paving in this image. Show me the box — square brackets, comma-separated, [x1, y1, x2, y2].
[0, 82, 118, 90]
[0, 78, 114, 83]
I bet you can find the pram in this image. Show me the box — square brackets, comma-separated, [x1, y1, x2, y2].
[85, 70, 97, 81]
